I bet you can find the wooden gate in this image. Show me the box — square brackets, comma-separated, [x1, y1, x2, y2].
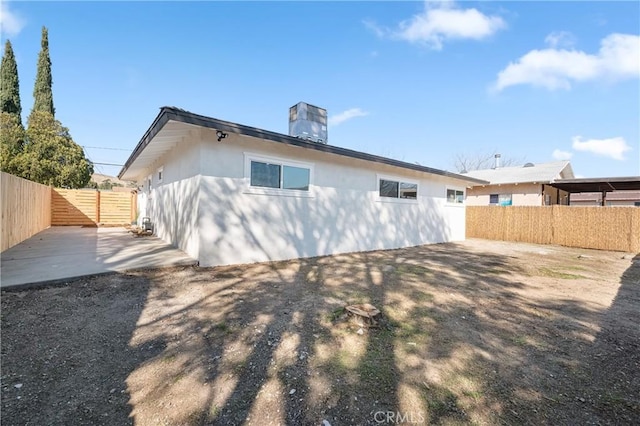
[52, 189, 135, 226]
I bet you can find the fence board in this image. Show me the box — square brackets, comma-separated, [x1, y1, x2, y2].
[99, 192, 133, 224]
[1, 172, 52, 252]
[52, 189, 97, 225]
[467, 205, 640, 253]
[51, 189, 134, 226]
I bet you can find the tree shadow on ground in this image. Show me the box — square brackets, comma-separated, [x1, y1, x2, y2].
[552, 253, 640, 424]
[1, 273, 156, 425]
[2, 243, 637, 425]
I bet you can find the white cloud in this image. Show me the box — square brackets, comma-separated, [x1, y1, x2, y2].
[0, 3, 26, 37]
[571, 136, 632, 161]
[328, 108, 369, 126]
[552, 149, 573, 160]
[363, 19, 386, 39]
[544, 31, 576, 49]
[365, 1, 506, 50]
[494, 33, 640, 91]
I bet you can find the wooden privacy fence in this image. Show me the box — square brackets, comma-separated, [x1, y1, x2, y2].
[52, 189, 135, 226]
[466, 205, 640, 253]
[1, 172, 52, 252]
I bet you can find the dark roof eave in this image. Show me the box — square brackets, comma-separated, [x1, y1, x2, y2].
[119, 106, 488, 185]
[549, 177, 640, 193]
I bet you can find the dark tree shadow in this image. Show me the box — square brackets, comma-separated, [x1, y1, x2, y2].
[1, 273, 159, 425]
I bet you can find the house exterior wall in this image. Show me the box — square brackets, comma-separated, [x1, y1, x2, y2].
[542, 185, 570, 206]
[194, 130, 468, 267]
[466, 183, 543, 206]
[467, 183, 570, 206]
[142, 137, 202, 260]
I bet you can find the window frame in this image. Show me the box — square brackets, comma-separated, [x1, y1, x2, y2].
[376, 174, 419, 203]
[244, 153, 314, 198]
[157, 166, 164, 184]
[445, 187, 465, 205]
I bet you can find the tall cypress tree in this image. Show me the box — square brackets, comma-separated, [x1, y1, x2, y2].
[1, 39, 26, 175]
[20, 26, 93, 188]
[0, 40, 22, 120]
[31, 26, 54, 117]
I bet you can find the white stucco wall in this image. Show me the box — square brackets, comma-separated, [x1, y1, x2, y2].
[144, 137, 202, 259]
[194, 130, 468, 267]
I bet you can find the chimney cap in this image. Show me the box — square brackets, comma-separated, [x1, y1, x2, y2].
[493, 153, 501, 169]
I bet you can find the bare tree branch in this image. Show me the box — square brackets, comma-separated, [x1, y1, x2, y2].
[452, 151, 525, 173]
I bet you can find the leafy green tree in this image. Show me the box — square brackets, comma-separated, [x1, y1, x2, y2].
[31, 26, 54, 117]
[23, 111, 93, 188]
[1, 40, 22, 120]
[0, 112, 26, 174]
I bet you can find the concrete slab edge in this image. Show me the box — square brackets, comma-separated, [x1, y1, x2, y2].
[1, 261, 199, 292]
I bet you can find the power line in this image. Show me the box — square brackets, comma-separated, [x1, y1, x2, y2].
[81, 149, 106, 175]
[92, 162, 124, 167]
[82, 145, 130, 151]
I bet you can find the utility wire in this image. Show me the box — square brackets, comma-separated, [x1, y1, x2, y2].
[82, 145, 130, 151]
[81, 148, 105, 175]
[92, 162, 124, 167]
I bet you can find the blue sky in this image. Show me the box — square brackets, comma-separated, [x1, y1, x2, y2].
[2, 1, 639, 179]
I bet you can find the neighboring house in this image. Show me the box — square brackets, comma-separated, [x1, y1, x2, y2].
[118, 104, 485, 267]
[463, 159, 575, 206]
[568, 191, 640, 207]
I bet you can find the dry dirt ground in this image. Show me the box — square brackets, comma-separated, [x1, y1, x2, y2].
[1, 239, 638, 425]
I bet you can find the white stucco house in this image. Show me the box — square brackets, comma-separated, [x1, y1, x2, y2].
[118, 105, 486, 267]
[464, 160, 575, 206]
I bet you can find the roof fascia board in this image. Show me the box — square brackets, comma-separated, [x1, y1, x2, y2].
[119, 107, 487, 185]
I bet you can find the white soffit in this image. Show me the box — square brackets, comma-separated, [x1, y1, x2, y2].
[120, 120, 196, 180]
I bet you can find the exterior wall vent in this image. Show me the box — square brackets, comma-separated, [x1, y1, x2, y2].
[289, 102, 328, 144]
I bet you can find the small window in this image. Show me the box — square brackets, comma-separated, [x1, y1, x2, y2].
[249, 159, 310, 191]
[447, 189, 464, 204]
[399, 182, 418, 199]
[283, 165, 310, 191]
[379, 178, 417, 200]
[635, 202, 640, 207]
[490, 193, 512, 206]
[157, 167, 164, 184]
[251, 161, 280, 188]
[498, 194, 512, 206]
[380, 179, 399, 198]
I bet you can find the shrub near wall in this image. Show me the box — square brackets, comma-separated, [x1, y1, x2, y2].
[466, 205, 640, 253]
[1, 172, 52, 251]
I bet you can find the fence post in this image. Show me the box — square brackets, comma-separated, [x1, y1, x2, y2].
[131, 191, 137, 224]
[95, 190, 101, 224]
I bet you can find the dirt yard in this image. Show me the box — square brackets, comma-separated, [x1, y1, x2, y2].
[2, 239, 638, 425]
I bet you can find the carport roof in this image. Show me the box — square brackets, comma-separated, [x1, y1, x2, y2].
[118, 106, 488, 185]
[548, 177, 640, 193]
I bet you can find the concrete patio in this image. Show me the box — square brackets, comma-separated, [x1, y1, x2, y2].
[0, 226, 197, 288]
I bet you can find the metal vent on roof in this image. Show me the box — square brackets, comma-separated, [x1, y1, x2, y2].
[523, 163, 535, 167]
[289, 102, 328, 144]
